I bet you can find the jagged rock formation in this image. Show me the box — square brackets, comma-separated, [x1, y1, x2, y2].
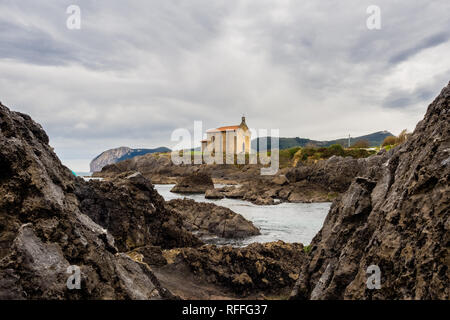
[286, 155, 373, 193]
[0, 103, 179, 299]
[291, 82, 450, 300]
[152, 241, 306, 298]
[75, 172, 201, 252]
[165, 199, 260, 239]
[170, 172, 214, 193]
[90, 146, 171, 172]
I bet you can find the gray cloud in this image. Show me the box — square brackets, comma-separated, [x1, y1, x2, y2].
[389, 32, 449, 64]
[0, 0, 449, 171]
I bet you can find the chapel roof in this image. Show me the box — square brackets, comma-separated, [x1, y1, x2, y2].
[206, 125, 240, 133]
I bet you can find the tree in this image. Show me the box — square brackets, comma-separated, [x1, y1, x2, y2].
[382, 135, 397, 147]
[351, 139, 370, 148]
[397, 129, 409, 144]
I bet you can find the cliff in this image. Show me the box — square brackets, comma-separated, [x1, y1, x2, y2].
[90, 146, 171, 172]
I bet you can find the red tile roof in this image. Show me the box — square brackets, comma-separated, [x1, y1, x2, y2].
[207, 125, 239, 133]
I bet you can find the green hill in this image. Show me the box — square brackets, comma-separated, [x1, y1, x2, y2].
[252, 131, 393, 151]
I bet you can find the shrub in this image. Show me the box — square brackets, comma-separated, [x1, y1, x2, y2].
[382, 135, 397, 147]
[323, 144, 345, 157]
[351, 139, 370, 148]
[397, 129, 410, 144]
[381, 129, 410, 149]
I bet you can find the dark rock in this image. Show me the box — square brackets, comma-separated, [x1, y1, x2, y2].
[0, 102, 175, 299]
[75, 171, 201, 252]
[291, 82, 450, 300]
[130, 245, 168, 267]
[165, 199, 260, 239]
[286, 155, 368, 193]
[154, 241, 306, 297]
[170, 173, 214, 193]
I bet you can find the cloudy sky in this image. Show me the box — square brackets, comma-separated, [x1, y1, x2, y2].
[0, 0, 449, 171]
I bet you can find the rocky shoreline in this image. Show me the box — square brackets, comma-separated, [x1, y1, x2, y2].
[0, 101, 302, 299]
[94, 150, 380, 205]
[0, 81, 449, 300]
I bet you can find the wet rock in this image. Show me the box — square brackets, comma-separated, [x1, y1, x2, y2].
[165, 199, 260, 239]
[252, 196, 274, 206]
[291, 82, 450, 300]
[223, 186, 246, 198]
[205, 188, 224, 199]
[170, 173, 214, 193]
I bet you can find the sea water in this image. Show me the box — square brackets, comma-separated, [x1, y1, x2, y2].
[155, 184, 330, 246]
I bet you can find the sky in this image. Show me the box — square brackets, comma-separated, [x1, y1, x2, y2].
[0, 0, 449, 171]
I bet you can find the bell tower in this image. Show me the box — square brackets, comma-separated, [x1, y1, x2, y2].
[239, 115, 248, 131]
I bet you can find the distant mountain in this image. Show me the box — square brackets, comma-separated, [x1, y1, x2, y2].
[90, 146, 171, 172]
[251, 131, 393, 151]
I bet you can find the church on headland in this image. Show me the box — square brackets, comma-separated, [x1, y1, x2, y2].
[201, 116, 251, 154]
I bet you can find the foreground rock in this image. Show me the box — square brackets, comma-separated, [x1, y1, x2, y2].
[170, 172, 214, 193]
[165, 199, 260, 239]
[0, 102, 182, 299]
[151, 241, 306, 299]
[75, 172, 202, 252]
[291, 82, 450, 300]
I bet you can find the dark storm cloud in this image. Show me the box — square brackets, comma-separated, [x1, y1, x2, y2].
[383, 88, 433, 109]
[389, 32, 449, 64]
[0, 20, 70, 65]
[0, 0, 449, 170]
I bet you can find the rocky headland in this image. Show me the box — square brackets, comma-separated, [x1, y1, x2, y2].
[90, 146, 171, 172]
